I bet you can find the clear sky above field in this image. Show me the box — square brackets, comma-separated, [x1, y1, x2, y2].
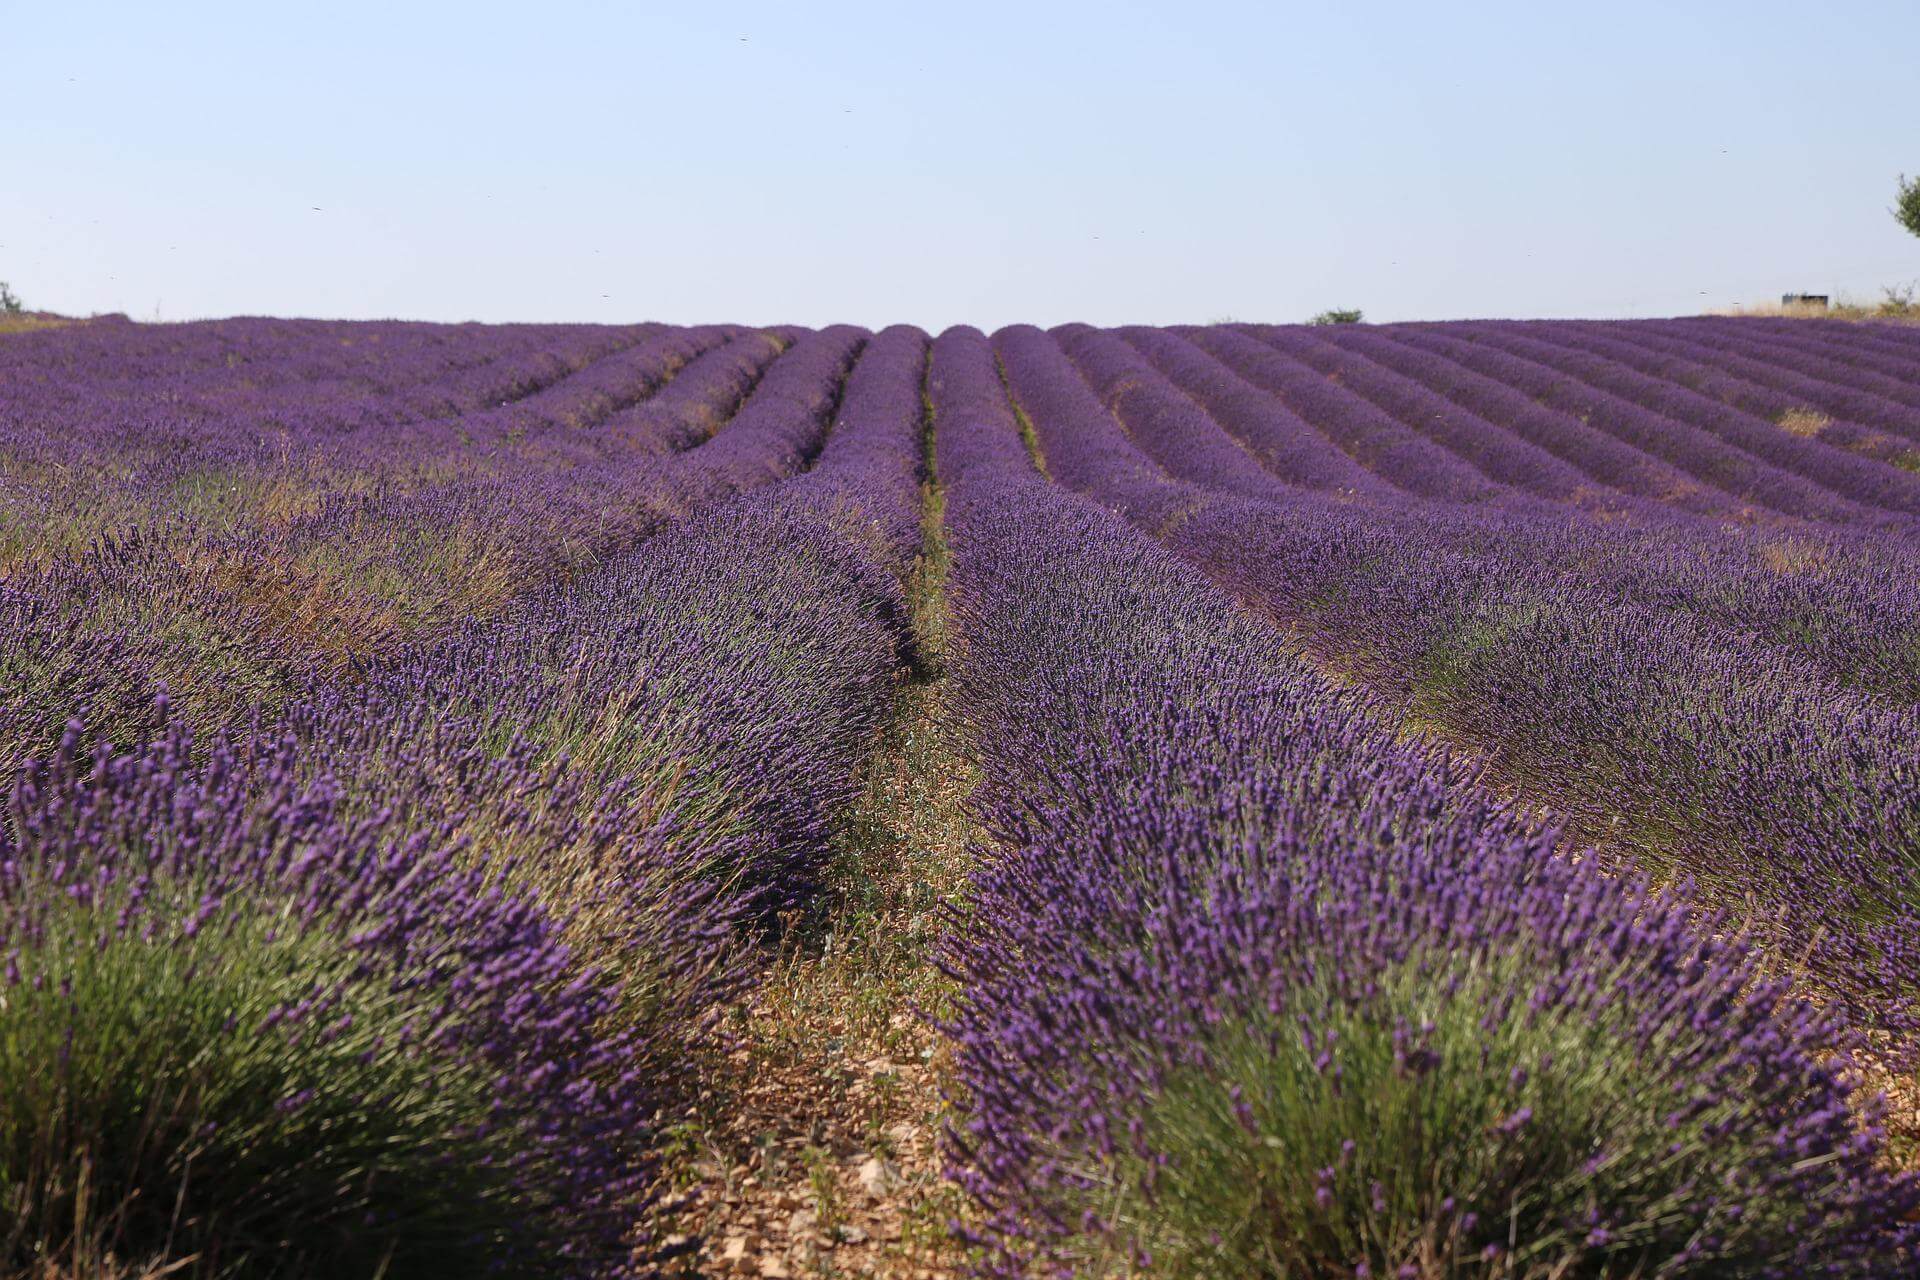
[3, 0, 1916, 327]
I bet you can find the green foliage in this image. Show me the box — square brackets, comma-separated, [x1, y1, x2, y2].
[0, 282, 22, 315]
[1897, 175, 1920, 239]
[1308, 308, 1364, 326]
[1080, 958, 1844, 1279]
[0, 884, 549, 1278]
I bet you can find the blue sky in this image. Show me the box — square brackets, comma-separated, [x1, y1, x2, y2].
[3, 1, 1916, 327]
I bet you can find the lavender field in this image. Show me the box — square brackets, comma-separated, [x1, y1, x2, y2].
[3, 313, 1919, 1277]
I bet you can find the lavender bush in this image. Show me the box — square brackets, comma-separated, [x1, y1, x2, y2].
[1, 719, 653, 1276]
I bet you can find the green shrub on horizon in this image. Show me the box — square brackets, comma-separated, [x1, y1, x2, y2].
[1897, 174, 1920, 239]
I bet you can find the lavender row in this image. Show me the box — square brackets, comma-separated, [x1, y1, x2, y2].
[926, 325, 1917, 1277]
[993, 324, 1920, 1029]
[1287, 323, 1742, 515]
[127, 317, 665, 426]
[1527, 321, 1920, 469]
[768, 324, 932, 596]
[585, 329, 789, 459]
[1610, 320, 1920, 443]
[1252, 323, 1615, 503]
[1361, 324, 1889, 523]
[1050, 324, 1299, 503]
[0, 318, 664, 482]
[1164, 497, 1920, 1027]
[1, 326, 930, 1274]
[3, 714, 662, 1275]
[1, 490, 906, 1273]
[990, 323, 1212, 532]
[1661, 316, 1920, 407]
[0, 323, 747, 567]
[0, 326, 867, 770]
[990, 323, 1920, 710]
[1112, 325, 1399, 497]
[1411, 322, 1920, 522]
[1158, 320, 1920, 699]
[1186, 325, 1512, 502]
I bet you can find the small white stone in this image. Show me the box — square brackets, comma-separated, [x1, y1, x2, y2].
[857, 1155, 904, 1198]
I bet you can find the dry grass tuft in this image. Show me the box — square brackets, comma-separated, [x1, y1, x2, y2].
[0, 312, 76, 336]
[19, 1257, 199, 1280]
[1715, 287, 1920, 325]
[1775, 406, 1832, 439]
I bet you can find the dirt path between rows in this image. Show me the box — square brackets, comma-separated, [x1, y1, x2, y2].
[654, 462, 979, 1277]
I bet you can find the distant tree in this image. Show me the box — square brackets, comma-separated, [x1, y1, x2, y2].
[1898, 175, 1920, 239]
[0, 281, 22, 315]
[1308, 308, 1364, 326]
